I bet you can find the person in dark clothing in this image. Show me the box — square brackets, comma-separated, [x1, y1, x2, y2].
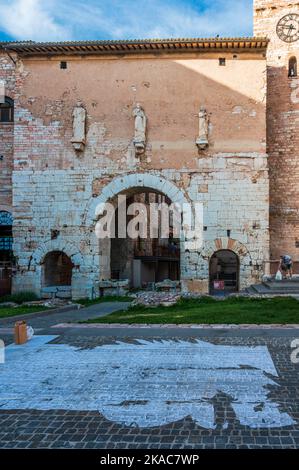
[279, 255, 293, 279]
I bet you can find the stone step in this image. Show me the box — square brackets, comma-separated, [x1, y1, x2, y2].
[265, 279, 299, 284]
[266, 278, 299, 284]
[250, 284, 271, 294]
[263, 282, 299, 291]
[246, 282, 299, 295]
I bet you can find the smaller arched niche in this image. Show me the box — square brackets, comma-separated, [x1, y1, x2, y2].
[289, 56, 297, 78]
[42, 251, 73, 288]
[209, 249, 240, 294]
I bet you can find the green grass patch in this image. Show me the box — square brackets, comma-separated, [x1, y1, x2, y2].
[76, 295, 134, 307]
[84, 296, 299, 325]
[0, 292, 39, 304]
[0, 305, 52, 319]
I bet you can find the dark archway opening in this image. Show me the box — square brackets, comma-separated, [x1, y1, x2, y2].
[0, 211, 13, 297]
[289, 56, 297, 77]
[110, 189, 180, 288]
[43, 251, 73, 288]
[209, 250, 239, 294]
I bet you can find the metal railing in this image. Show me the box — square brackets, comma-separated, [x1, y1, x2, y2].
[0, 237, 13, 251]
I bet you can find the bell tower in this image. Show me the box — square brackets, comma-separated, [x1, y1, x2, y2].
[254, 0, 299, 262]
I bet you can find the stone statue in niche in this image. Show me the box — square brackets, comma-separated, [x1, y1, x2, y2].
[133, 103, 146, 153]
[196, 106, 209, 150]
[71, 102, 86, 152]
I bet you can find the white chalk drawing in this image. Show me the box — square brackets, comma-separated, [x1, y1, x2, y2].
[0, 336, 295, 429]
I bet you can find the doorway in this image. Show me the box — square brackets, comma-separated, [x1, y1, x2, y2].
[209, 250, 239, 294]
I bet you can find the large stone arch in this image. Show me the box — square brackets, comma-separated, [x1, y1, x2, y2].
[85, 173, 189, 225]
[84, 172, 190, 285]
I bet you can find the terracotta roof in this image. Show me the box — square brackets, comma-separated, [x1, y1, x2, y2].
[0, 37, 269, 56]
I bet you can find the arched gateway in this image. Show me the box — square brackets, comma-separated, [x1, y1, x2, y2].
[85, 173, 190, 288]
[209, 250, 240, 294]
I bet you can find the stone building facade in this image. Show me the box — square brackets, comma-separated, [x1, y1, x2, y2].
[0, 0, 297, 300]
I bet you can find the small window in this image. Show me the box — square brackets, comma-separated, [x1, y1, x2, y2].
[219, 58, 226, 66]
[288, 56, 297, 77]
[0, 97, 14, 123]
[60, 61, 67, 69]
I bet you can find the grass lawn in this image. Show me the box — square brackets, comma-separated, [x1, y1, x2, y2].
[0, 305, 52, 319]
[84, 296, 299, 325]
[77, 295, 134, 307]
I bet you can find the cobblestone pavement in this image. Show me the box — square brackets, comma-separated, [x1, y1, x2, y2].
[0, 329, 298, 449]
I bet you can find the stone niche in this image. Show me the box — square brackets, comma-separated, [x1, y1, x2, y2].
[71, 102, 86, 152]
[133, 104, 147, 154]
[196, 106, 209, 150]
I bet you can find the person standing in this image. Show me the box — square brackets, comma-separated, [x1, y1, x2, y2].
[279, 255, 293, 279]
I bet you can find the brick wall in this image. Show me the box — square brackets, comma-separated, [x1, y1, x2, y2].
[0, 53, 17, 212]
[254, 0, 299, 259]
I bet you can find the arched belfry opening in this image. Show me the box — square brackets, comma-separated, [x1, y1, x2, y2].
[288, 56, 297, 78]
[209, 250, 240, 294]
[106, 188, 181, 288]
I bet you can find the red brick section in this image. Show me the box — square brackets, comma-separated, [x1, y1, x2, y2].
[254, 0, 299, 260]
[0, 122, 13, 209]
[0, 54, 16, 211]
[268, 66, 299, 258]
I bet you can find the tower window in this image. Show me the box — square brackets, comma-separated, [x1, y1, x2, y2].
[0, 97, 14, 123]
[60, 61, 67, 69]
[288, 57, 297, 78]
[219, 58, 226, 66]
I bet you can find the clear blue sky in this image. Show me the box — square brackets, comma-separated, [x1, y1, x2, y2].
[0, 0, 253, 42]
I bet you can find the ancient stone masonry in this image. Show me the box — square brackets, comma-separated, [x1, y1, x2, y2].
[0, 36, 269, 299]
[254, 0, 299, 260]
